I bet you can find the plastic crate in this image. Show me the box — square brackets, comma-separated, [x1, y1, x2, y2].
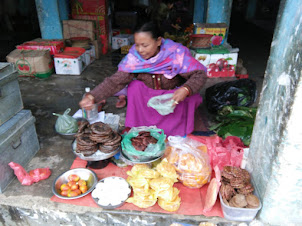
[219, 191, 262, 222]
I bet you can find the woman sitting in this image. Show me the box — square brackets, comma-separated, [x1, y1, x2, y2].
[79, 21, 207, 136]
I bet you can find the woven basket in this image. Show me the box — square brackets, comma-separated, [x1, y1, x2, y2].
[190, 34, 213, 48]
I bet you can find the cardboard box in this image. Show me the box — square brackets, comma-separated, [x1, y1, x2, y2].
[112, 34, 134, 50]
[195, 52, 238, 78]
[17, 39, 64, 56]
[194, 23, 228, 46]
[92, 39, 102, 59]
[72, 14, 109, 54]
[6, 49, 54, 78]
[63, 20, 96, 41]
[54, 47, 87, 75]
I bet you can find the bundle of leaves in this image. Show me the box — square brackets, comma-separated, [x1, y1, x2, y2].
[210, 106, 257, 146]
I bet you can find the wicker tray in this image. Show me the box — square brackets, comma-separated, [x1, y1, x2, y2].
[190, 34, 213, 49]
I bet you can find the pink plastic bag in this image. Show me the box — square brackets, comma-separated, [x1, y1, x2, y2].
[188, 135, 245, 171]
[8, 162, 51, 186]
[29, 168, 52, 183]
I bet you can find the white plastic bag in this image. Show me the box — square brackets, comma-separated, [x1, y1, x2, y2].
[147, 93, 175, 116]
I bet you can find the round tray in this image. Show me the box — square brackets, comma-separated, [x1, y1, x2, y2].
[91, 177, 131, 209]
[120, 151, 163, 164]
[56, 129, 76, 140]
[72, 140, 120, 161]
[52, 168, 98, 200]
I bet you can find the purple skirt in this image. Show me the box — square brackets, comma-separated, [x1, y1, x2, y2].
[125, 80, 202, 136]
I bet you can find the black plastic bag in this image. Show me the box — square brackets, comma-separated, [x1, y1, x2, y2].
[205, 79, 257, 113]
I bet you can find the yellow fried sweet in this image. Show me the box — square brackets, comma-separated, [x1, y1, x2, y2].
[149, 177, 174, 192]
[158, 195, 181, 212]
[132, 186, 153, 198]
[157, 187, 180, 202]
[127, 176, 150, 190]
[126, 190, 157, 208]
[156, 158, 178, 182]
[139, 168, 160, 179]
[127, 164, 150, 177]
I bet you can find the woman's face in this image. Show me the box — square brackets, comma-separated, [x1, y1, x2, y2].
[134, 32, 162, 60]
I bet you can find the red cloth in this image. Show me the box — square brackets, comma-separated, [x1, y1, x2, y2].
[51, 157, 223, 217]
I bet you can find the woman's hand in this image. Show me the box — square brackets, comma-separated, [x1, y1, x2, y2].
[172, 87, 189, 106]
[79, 94, 95, 110]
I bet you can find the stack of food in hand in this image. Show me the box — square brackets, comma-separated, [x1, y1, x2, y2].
[220, 166, 260, 208]
[76, 121, 122, 156]
[126, 158, 181, 212]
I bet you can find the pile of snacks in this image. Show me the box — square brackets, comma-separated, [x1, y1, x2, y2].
[164, 137, 211, 188]
[126, 159, 181, 212]
[76, 121, 121, 156]
[220, 166, 260, 208]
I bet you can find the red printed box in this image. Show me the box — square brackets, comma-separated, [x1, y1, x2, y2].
[71, 0, 107, 16]
[195, 52, 238, 78]
[17, 39, 64, 56]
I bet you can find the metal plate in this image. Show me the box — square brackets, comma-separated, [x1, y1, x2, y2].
[120, 151, 163, 164]
[91, 177, 131, 209]
[72, 139, 120, 161]
[52, 168, 98, 200]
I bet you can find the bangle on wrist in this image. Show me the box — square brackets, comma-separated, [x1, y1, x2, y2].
[86, 94, 95, 101]
[182, 86, 190, 96]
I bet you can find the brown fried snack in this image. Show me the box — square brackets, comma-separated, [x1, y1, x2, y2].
[102, 132, 122, 146]
[90, 122, 112, 135]
[246, 194, 260, 208]
[78, 121, 89, 133]
[229, 194, 247, 208]
[237, 183, 254, 195]
[220, 182, 236, 201]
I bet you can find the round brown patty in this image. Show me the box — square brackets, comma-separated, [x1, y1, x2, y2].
[90, 122, 112, 136]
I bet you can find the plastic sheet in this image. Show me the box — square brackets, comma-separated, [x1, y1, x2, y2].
[121, 126, 166, 161]
[188, 135, 245, 171]
[8, 162, 51, 186]
[147, 93, 176, 115]
[164, 136, 212, 188]
[205, 79, 257, 113]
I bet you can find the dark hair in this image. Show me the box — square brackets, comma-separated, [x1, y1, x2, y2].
[134, 22, 162, 39]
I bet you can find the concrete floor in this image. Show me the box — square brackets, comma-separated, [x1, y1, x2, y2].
[0, 15, 272, 226]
